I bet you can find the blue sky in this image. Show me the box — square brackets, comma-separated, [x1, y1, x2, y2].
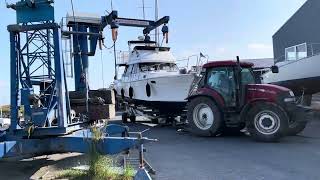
[0, 0, 306, 105]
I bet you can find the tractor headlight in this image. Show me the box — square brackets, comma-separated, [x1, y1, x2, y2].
[284, 91, 296, 102]
[284, 97, 296, 102]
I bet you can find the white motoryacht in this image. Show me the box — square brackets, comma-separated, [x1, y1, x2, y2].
[113, 41, 196, 114]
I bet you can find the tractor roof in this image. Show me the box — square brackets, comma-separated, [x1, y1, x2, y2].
[203, 60, 254, 68]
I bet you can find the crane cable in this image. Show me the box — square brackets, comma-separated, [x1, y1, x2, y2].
[100, 49, 105, 88]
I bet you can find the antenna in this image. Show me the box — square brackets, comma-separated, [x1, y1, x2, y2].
[142, 0, 146, 19]
[111, 0, 114, 10]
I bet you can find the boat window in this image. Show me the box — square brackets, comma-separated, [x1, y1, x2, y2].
[297, 43, 307, 59]
[285, 43, 307, 61]
[139, 63, 178, 72]
[285, 46, 296, 61]
[158, 63, 179, 71]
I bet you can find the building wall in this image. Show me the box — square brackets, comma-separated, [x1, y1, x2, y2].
[273, 0, 320, 62]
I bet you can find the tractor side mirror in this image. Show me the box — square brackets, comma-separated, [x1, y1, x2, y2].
[271, 66, 279, 73]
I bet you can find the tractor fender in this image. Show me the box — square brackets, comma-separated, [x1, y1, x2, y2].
[187, 88, 225, 108]
[187, 94, 225, 111]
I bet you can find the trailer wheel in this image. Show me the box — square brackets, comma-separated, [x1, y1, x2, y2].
[122, 112, 128, 123]
[247, 102, 288, 142]
[287, 121, 307, 136]
[187, 97, 223, 136]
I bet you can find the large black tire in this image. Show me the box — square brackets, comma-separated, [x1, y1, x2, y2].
[187, 97, 223, 137]
[287, 121, 307, 136]
[122, 112, 128, 123]
[246, 102, 289, 142]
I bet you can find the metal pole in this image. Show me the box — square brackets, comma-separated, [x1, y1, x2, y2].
[9, 32, 18, 131]
[142, 0, 146, 19]
[53, 26, 68, 128]
[155, 0, 159, 45]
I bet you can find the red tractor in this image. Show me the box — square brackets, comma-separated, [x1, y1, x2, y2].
[187, 57, 312, 142]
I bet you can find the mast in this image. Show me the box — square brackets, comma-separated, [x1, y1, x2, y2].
[155, 0, 159, 45]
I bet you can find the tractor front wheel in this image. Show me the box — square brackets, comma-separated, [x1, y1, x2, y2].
[247, 102, 289, 142]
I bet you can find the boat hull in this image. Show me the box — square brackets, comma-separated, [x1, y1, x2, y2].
[115, 74, 195, 102]
[262, 54, 320, 95]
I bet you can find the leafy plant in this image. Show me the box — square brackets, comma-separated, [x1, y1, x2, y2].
[56, 126, 134, 180]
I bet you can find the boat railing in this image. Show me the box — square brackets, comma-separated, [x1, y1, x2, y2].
[176, 54, 208, 74]
[116, 51, 130, 65]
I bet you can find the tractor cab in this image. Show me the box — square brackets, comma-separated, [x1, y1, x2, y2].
[200, 60, 256, 109]
[187, 58, 312, 142]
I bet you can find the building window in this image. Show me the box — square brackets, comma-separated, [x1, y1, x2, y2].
[285, 43, 307, 61]
[297, 43, 307, 59]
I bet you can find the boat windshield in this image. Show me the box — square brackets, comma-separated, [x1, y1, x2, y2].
[139, 63, 179, 72]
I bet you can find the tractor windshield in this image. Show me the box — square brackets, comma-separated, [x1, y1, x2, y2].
[241, 68, 256, 85]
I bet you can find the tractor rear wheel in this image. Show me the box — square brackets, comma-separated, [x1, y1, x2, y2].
[187, 97, 223, 136]
[287, 121, 307, 136]
[246, 102, 289, 142]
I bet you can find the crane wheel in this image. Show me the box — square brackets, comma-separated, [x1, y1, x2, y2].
[246, 102, 289, 142]
[187, 97, 223, 137]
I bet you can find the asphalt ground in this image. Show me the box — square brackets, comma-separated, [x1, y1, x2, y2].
[126, 118, 320, 180]
[0, 117, 319, 180]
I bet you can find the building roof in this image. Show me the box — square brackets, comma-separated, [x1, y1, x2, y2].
[203, 61, 253, 68]
[243, 58, 274, 68]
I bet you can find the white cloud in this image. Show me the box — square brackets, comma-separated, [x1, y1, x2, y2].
[216, 47, 226, 54]
[248, 43, 272, 51]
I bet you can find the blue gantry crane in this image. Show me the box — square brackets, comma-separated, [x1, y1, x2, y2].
[1, 0, 170, 179]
